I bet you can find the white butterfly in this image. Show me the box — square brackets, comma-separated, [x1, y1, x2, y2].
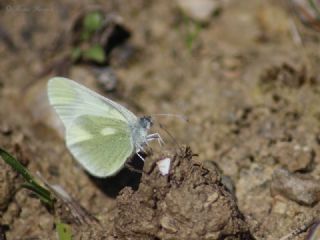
[47, 77, 162, 177]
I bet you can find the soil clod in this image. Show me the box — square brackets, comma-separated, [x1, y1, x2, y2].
[114, 147, 253, 240]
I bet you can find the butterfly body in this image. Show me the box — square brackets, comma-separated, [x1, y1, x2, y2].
[47, 77, 158, 177]
[131, 116, 152, 147]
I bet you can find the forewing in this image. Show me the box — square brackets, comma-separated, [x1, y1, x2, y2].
[47, 77, 137, 128]
[66, 115, 134, 177]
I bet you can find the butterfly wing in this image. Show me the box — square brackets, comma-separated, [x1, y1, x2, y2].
[47, 77, 137, 128]
[66, 115, 133, 177]
[47, 77, 136, 177]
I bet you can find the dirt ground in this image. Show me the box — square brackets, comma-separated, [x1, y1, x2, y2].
[1, 0, 320, 239]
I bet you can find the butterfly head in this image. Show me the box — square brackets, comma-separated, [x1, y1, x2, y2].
[139, 116, 153, 130]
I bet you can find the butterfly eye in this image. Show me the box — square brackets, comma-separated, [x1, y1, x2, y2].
[139, 116, 153, 129]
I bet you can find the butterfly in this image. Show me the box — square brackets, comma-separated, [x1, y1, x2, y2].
[47, 77, 163, 177]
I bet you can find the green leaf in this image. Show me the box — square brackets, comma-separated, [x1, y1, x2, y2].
[82, 44, 106, 63]
[81, 11, 104, 41]
[0, 148, 33, 182]
[56, 221, 72, 240]
[0, 147, 54, 208]
[22, 182, 52, 207]
[83, 11, 104, 33]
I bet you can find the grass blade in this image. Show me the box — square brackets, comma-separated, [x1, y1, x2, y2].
[0, 147, 54, 208]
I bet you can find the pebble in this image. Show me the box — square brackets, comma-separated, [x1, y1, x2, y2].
[271, 168, 320, 206]
[176, 0, 220, 23]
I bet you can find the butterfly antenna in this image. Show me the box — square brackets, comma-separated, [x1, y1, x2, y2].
[158, 123, 183, 151]
[151, 113, 189, 123]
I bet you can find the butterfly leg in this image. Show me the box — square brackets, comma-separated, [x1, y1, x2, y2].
[136, 148, 145, 161]
[147, 133, 164, 146]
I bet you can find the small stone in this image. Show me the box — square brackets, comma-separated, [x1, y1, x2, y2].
[0, 123, 12, 135]
[176, 0, 220, 23]
[157, 157, 171, 176]
[271, 168, 320, 206]
[272, 142, 314, 172]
